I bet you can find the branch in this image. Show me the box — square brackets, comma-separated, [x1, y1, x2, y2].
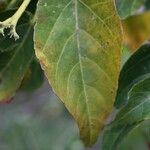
[0, 0, 31, 40]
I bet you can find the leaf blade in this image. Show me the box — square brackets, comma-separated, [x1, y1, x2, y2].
[115, 44, 150, 108]
[34, 0, 122, 146]
[103, 77, 150, 150]
[103, 44, 150, 149]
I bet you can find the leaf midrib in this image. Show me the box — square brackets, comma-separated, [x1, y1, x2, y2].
[74, 0, 92, 142]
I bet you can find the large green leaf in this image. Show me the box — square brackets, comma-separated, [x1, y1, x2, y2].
[34, 0, 122, 146]
[0, 10, 34, 102]
[116, 0, 145, 19]
[115, 44, 150, 108]
[103, 44, 150, 149]
[102, 77, 150, 150]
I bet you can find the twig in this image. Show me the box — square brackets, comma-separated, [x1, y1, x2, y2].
[0, 0, 31, 40]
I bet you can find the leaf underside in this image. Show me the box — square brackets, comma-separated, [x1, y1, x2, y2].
[34, 0, 122, 146]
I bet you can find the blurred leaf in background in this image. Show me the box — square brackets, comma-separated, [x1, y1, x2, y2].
[121, 46, 131, 66]
[123, 11, 150, 51]
[115, 0, 145, 19]
[145, 0, 150, 10]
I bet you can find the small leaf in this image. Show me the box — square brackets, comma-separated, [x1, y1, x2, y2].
[115, 44, 150, 108]
[116, 0, 145, 19]
[34, 0, 122, 146]
[0, 10, 34, 102]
